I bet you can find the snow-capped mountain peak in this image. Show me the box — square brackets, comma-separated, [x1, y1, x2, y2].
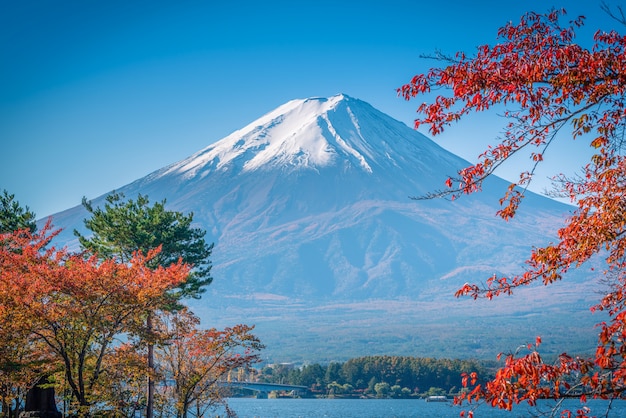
[160, 94, 389, 179]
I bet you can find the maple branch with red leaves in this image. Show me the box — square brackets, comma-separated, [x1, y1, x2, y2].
[400, 6, 626, 417]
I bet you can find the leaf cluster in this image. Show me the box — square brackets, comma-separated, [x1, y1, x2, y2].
[155, 311, 264, 418]
[0, 189, 37, 234]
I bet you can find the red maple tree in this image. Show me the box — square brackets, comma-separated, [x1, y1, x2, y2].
[399, 7, 626, 418]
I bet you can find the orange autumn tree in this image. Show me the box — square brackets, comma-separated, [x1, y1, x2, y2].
[0, 221, 189, 416]
[155, 310, 263, 418]
[98, 343, 148, 418]
[399, 6, 626, 418]
[0, 219, 54, 418]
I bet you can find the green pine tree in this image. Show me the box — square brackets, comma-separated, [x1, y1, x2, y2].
[0, 189, 37, 233]
[75, 192, 213, 302]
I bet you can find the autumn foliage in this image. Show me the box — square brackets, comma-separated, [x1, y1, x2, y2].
[0, 221, 189, 413]
[399, 7, 626, 418]
[0, 219, 261, 417]
[156, 311, 263, 418]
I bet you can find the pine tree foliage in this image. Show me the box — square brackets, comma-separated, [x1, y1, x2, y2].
[0, 189, 37, 234]
[75, 192, 214, 301]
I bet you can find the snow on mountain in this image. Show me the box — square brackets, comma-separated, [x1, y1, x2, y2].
[164, 96, 343, 176]
[145, 94, 458, 183]
[46, 94, 600, 362]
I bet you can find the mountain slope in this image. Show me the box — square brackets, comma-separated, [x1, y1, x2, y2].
[47, 94, 600, 362]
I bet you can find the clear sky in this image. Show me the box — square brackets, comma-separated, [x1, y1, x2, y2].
[1, 0, 619, 218]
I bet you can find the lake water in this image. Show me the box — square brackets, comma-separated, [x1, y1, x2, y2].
[213, 398, 626, 418]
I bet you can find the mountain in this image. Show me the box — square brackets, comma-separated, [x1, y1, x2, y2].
[47, 94, 600, 363]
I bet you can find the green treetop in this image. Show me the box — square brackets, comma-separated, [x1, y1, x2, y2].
[75, 192, 214, 302]
[0, 189, 37, 234]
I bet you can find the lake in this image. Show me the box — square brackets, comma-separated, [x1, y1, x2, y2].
[209, 398, 626, 418]
[213, 398, 626, 418]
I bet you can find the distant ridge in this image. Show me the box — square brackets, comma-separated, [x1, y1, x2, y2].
[46, 94, 599, 363]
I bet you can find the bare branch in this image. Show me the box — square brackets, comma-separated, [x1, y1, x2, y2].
[601, 1, 626, 27]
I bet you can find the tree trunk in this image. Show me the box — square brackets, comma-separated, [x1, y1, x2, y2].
[147, 312, 154, 418]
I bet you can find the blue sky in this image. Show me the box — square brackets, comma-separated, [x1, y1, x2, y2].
[0, 0, 618, 217]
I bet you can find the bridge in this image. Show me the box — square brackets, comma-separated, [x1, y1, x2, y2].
[218, 381, 309, 398]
